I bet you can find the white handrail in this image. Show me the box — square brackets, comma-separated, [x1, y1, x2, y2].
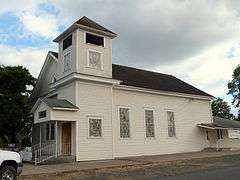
[34, 141, 56, 165]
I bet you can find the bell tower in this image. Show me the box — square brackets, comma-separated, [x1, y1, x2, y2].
[53, 16, 117, 79]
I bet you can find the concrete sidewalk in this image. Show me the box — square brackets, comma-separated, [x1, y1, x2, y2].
[20, 150, 240, 179]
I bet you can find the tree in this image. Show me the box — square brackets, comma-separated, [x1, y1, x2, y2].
[228, 64, 240, 118]
[0, 65, 35, 147]
[211, 97, 234, 119]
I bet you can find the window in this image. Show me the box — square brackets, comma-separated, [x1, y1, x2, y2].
[63, 52, 71, 72]
[119, 108, 130, 138]
[38, 110, 46, 119]
[63, 34, 72, 50]
[217, 129, 223, 139]
[50, 123, 55, 140]
[86, 33, 104, 46]
[46, 123, 55, 140]
[46, 123, 49, 140]
[88, 50, 102, 70]
[145, 110, 155, 138]
[167, 111, 176, 137]
[89, 118, 102, 137]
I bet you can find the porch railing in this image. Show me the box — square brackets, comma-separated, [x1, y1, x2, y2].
[34, 141, 56, 165]
[62, 143, 71, 155]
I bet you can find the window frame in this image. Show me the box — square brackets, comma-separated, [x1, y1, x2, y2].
[84, 32, 105, 47]
[167, 110, 176, 138]
[144, 108, 155, 139]
[87, 116, 103, 139]
[46, 123, 55, 141]
[63, 51, 72, 72]
[118, 106, 131, 139]
[87, 49, 103, 70]
[38, 110, 46, 119]
[62, 34, 72, 51]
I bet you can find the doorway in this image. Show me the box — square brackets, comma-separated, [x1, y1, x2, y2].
[61, 123, 71, 155]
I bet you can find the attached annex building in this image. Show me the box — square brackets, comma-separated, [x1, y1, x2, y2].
[31, 16, 233, 164]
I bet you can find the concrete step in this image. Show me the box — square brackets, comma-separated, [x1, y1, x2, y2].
[39, 155, 75, 165]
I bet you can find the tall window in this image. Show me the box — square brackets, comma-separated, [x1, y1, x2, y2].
[63, 52, 71, 72]
[145, 110, 155, 138]
[167, 111, 176, 137]
[119, 108, 130, 138]
[86, 33, 104, 47]
[89, 118, 102, 137]
[88, 50, 102, 70]
[46, 123, 55, 141]
[63, 34, 72, 50]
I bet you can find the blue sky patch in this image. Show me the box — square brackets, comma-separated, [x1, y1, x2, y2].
[38, 2, 59, 15]
[0, 12, 53, 48]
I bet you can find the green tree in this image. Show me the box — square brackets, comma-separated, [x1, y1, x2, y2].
[228, 64, 240, 118]
[211, 97, 234, 119]
[0, 65, 35, 147]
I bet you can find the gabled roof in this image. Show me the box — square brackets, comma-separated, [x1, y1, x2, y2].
[31, 51, 58, 101]
[112, 64, 213, 97]
[31, 98, 79, 113]
[43, 98, 79, 110]
[53, 16, 117, 42]
[76, 16, 116, 35]
[198, 117, 240, 130]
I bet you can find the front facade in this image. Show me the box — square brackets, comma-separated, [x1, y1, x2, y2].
[31, 16, 220, 164]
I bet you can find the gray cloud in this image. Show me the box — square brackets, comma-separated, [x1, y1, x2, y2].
[50, 0, 240, 68]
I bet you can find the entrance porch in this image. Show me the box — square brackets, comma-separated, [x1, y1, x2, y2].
[31, 98, 79, 165]
[198, 116, 240, 151]
[32, 121, 76, 165]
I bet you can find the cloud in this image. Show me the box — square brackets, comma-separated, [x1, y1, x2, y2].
[50, 0, 240, 66]
[20, 12, 59, 38]
[0, 44, 49, 78]
[0, 0, 239, 114]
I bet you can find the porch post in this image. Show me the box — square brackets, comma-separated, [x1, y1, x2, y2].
[55, 121, 58, 157]
[39, 123, 42, 155]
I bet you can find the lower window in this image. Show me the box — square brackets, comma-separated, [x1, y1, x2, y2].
[89, 118, 102, 137]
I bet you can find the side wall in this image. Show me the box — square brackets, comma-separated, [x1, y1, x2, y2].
[113, 89, 212, 157]
[76, 81, 113, 161]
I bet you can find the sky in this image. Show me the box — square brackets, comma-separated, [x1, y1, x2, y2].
[0, 0, 239, 114]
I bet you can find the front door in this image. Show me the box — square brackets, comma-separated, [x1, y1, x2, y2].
[61, 123, 71, 155]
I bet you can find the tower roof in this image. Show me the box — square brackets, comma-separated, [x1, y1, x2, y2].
[53, 16, 117, 42]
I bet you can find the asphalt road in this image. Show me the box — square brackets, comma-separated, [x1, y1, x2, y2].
[156, 166, 240, 180]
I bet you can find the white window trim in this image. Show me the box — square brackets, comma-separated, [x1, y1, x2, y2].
[63, 51, 72, 73]
[84, 31, 105, 48]
[87, 116, 103, 139]
[143, 108, 156, 139]
[166, 110, 176, 138]
[87, 49, 104, 70]
[118, 106, 131, 140]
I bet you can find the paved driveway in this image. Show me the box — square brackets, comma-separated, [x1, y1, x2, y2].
[156, 166, 240, 180]
[20, 150, 240, 179]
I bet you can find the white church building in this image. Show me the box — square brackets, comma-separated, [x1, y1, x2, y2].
[31, 16, 240, 164]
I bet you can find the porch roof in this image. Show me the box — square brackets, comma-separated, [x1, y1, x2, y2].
[198, 116, 240, 130]
[43, 98, 79, 110]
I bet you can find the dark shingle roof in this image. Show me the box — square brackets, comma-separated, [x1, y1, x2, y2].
[43, 98, 78, 110]
[198, 117, 240, 129]
[213, 117, 240, 129]
[76, 16, 117, 35]
[112, 64, 212, 97]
